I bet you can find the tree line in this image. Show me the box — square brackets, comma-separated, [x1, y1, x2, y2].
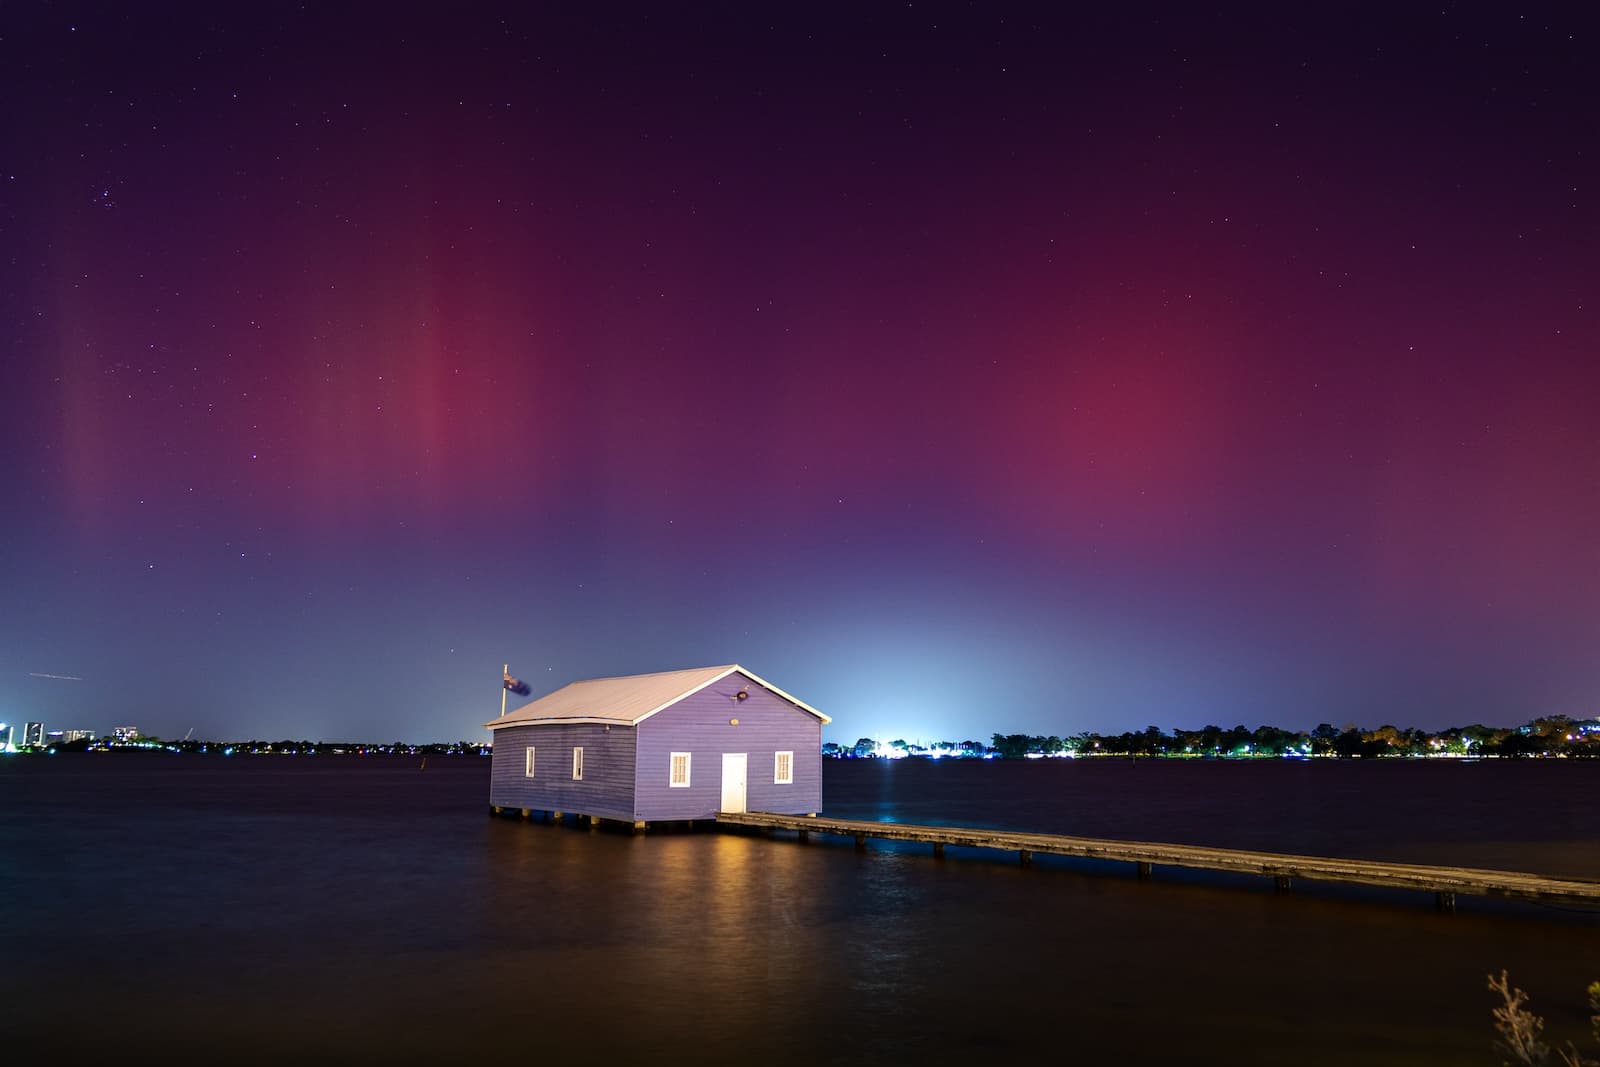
[822, 715, 1599, 759]
[41, 737, 491, 756]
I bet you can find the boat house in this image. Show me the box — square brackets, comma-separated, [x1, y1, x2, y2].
[486, 665, 829, 825]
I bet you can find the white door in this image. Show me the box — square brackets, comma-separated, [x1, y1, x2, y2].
[720, 753, 748, 813]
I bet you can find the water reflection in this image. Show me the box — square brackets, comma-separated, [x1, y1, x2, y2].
[4, 757, 1598, 1066]
[475, 820, 942, 1058]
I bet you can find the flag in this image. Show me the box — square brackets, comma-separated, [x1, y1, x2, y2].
[503, 671, 531, 697]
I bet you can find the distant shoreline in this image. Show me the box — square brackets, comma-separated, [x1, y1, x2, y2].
[6, 748, 1595, 764]
[830, 718, 1599, 761]
[829, 750, 1590, 761]
[2, 740, 490, 758]
[7, 715, 1597, 761]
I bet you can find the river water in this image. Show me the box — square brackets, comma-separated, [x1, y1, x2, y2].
[3, 754, 1596, 1064]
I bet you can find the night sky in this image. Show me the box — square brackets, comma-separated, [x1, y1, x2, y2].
[3, 4, 1596, 743]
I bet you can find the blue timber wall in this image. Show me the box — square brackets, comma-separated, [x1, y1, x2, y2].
[633, 670, 823, 820]
[489, 721, 638, 821]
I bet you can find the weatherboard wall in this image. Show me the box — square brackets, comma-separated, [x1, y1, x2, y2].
[632, 670, 823, 820]
[489, 722, 637, 821]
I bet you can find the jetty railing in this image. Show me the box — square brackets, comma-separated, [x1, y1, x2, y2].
[715, 811, 1600, 913]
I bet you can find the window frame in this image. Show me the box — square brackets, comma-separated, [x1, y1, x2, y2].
[524, 746, 536, 778]
[774, 750, 794, 785]
[572, 746, 584, 780]
[669, 751, 691, 788]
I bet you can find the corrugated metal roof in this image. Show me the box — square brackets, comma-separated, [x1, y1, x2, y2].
[484, 664, 830, 729]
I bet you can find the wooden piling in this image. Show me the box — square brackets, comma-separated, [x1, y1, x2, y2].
[1019, 849, 1033, 867]
[933, 842, 945, 858]
[1275, 875, 1291, 892]
[1136, 861, 1153, 880]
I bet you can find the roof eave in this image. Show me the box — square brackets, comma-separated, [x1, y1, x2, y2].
[628, 664, 832, 725]
[628, 665, 742, 724]
[483, 715, 633, 730]
[737, 664, 833, 724]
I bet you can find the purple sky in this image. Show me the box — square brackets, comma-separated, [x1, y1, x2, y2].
[3, 4, 1596, 743]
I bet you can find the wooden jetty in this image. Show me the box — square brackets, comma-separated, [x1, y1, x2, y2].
[716, 811, 1600, 912]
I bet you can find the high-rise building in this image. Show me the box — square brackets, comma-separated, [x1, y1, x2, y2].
[0, 722, 12, 748]
[23, 722, 44, 746]
[113, 726, 139, 742]
[63, 729, 95, 743]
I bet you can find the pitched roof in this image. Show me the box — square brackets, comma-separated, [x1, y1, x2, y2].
[485, 664, 831, 730]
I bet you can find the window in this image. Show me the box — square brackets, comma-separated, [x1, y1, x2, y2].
[669, 751, 691, 788]
[774, 750, 793, 785]
[572, 747, 584, 780]
[524, 747, 536, 778]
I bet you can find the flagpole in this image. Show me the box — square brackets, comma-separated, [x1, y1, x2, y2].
[501, 663, 509, 718]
